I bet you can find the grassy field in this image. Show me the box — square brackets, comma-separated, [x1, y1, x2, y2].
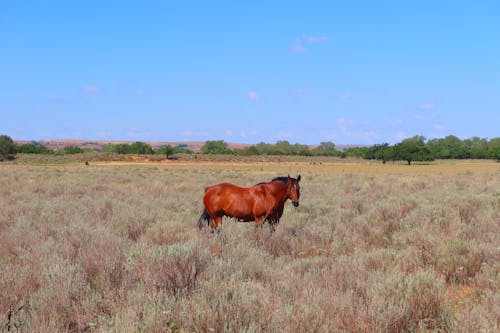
[1, 158, 499, 332]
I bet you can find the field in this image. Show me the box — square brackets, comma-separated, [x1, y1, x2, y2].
[1, 157, 499, 332]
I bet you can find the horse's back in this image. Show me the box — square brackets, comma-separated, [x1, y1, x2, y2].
[203, 183, 258, 219]
[203, 183, 246, 205]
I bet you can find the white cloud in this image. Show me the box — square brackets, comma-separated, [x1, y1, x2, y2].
[419, 102, 437, 110]
[303, 35, 328, 43]
[337, 118, 353, 125]
[225, 129, 233, 136]
[434, 123, 446, 130]
[290, 42, 307, 53]
[180, 130, 210, 139]
[290, 34, 328, 53]
[82, 85, 102, 94]
[247, 91, 261, 101]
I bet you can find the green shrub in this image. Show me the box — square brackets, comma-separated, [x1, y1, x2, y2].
[0, 135, 16, 160]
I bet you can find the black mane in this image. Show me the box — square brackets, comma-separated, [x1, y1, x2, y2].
[256, 176, 299, 186]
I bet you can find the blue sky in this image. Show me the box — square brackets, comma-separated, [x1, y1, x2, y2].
[1, 1, 499, 144]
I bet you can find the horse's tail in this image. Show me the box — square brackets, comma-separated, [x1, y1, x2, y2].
[198, 208, 211, 230]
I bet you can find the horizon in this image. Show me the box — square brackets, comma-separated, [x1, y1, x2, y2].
[11, 133, 499, 147]
[1, 1, 499, 144]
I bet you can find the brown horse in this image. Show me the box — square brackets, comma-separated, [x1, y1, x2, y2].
[198, 175, 301, 232]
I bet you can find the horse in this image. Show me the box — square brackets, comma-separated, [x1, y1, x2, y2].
[198, 175, 301, 232]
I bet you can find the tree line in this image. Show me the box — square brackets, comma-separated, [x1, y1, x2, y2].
[199, 136, 500, 164]
[0, 136, 194, 160]
[1, 134, 499, 163]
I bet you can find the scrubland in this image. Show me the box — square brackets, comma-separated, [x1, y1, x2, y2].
[0, 159, 499, 332]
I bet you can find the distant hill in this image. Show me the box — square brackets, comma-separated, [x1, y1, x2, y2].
[14, 139, 368, 152]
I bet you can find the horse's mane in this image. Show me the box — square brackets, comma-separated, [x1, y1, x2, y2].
[256, 176, 298, 186]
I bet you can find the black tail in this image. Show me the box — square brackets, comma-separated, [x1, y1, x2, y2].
[198, 209, 211, 230]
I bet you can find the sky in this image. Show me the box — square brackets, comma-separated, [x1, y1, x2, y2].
[1, 1, 499, 145]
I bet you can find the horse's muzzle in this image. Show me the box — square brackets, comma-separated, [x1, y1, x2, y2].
[292, 201, 299, 207]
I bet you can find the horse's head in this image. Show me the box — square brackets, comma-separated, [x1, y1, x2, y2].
[287, 174, 301, 207]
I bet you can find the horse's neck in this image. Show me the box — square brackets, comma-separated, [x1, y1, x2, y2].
[267, 181, 289, 203]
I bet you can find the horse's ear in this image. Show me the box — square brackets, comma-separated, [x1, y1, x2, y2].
[287, 174, 291, 185]
[297, 174, 301, 182]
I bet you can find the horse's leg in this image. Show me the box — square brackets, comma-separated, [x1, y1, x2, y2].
[268, 220, 276, 233]
[254, 215, 267, 229]
[211, 216, 222, 233]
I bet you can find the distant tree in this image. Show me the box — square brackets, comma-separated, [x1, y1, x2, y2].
[365, 143, 391, 163]
[312, 141, 337, 156]
[201, 140, 232, 154]
[491, 146, 500, 161]
[343, 147, 369, 158]
[129, 141, 154, 155]
[427, 135, 469, 159]
[294, 143, 311, 156]
[463, 137, 488, 159]
[0, 135, 16, 161]
[164, 145, 176, 159]
[63, 146, 85, 154]
[273, 140, 293, 155]
[17, 142, 53, 154]
[488, 137, 500, 161]
[235, 145, 261, 156]
[255, 142, 272, 155]
[392, 135, 434, 165]
[156, 145, 192, 159]
[100, 144, 118, 153]
[115, 144, 132, 154]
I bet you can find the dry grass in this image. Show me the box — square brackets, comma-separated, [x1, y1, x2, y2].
[0, 159, 499, 332]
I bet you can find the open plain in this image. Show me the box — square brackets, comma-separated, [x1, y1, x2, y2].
[1, 157, 499, 332]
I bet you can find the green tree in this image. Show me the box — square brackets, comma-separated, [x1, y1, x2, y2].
[491, 146, 500, 161]
[488, 138, 500, 161]
[343, 146, 369, 158]
[100, 144, 118, 153]
[165, 145, 176, 159]
[254, 142, 272, 155]
[17, 142, 53, 154]
[235, 145, 261, 156]
[312, 141, 337, 156]
[63, 146, 85, 154]
[365, 143, 391, 163]
[115, 144, 131, 154]
[156, 145, 186, 159]
[427, 135, 470, 159]
[129, 141, 154, 154]
[463, 137, 488, 159]
[273, 140, 293, 155]
[0, 135, 16, 161]
[392, 135, 434, 165]
[201, 140, 232, 154]
[294, 143, 311, 156]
